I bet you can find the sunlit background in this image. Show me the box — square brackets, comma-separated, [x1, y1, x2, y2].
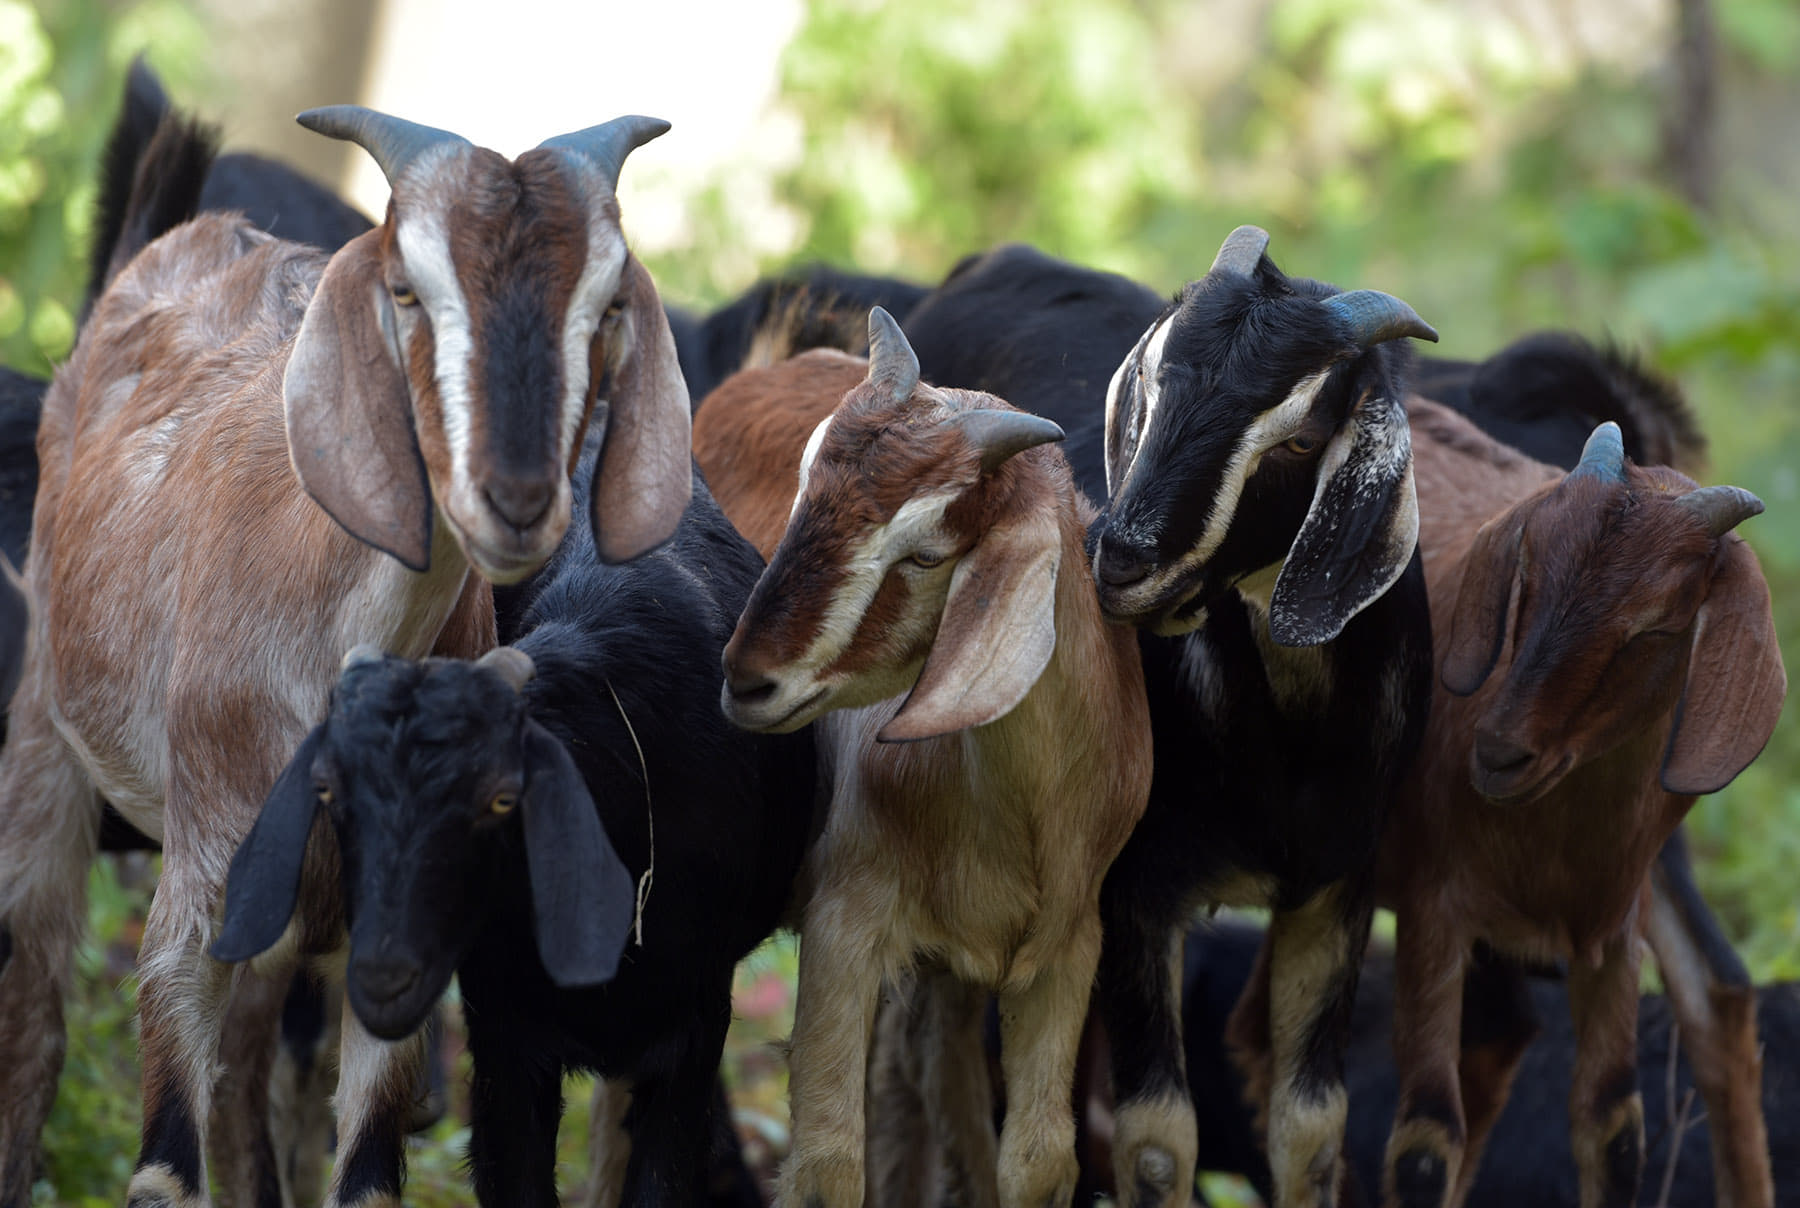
[3, 0, 1799, 1202]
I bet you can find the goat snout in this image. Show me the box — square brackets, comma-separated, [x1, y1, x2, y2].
[483, 475, 555, 532]
[1095, 538, 1153, 588]
[351, 953, 423, 1005]
[1474, 729, 1533, 775]
[1468, 727, 1569, 803]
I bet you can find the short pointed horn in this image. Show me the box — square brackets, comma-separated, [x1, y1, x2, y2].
[1568, 422, 1627, 484]
[298, 106, 470, 188]
[950, 409, 1065, 473]
[477, 645, 537, 693]
[866, 306, 920, 404]
[1324, 290, 1440, 347]
[1210, 225, 1270, 277]
[1678, 485, 1764, 538]
[536, 115, 671, 195]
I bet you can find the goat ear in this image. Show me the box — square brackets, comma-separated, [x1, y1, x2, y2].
[284, 229, 433, 571]
[879, 510, 1061, 743]
[1270, 391, 1419, 646]
[520, 719, 635, 986]
[1441, 516, 1523, 697]
[1662, 537, 1786, 795]
[213, 727, 326, 962]
[590, 255, 693, 564]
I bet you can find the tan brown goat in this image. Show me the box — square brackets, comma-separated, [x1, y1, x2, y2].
[0, 106, 690, 1208]
[698, 314, 1152, 1208]
[1377, 400, 1784, 1208]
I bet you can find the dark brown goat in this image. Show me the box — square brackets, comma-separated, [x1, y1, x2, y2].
[1377, 401, 1785, 1208]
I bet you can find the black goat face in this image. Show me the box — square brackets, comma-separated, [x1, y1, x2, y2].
[214, 648, 633, 1042]
[1095, 231, 1432, 645]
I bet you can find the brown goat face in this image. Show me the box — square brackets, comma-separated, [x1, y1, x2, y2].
[1449, 472, 1733, 805]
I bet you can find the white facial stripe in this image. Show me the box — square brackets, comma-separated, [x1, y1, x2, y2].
[1104, 318, 1171, 498]
[394, 190, 475, 486]
[791, 414, 837, 519]
[1187, 369, 1330, 566]
[561, 207, 628, 453]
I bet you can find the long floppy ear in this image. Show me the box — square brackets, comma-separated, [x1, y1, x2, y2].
[520, 719, 635, 986]
[1269, 390, 1418, 646]
[213, 727, 327, 962]
[879, 508, 1061, 743]
[1662, 537, 1787, 795]
[590, 255, 693, 564]
[284, 229, 432, 570]
[1440, 514, 1524, 696]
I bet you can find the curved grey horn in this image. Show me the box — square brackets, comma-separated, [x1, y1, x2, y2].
[476, 646, 537, 693]
[1209, 225, 1270, 277]
[1677, 484, 1764, 538]
[866, 306, 920, 404]
[950, 409, 1065, 473]
[298, 106, 470, 188]
[340, 643, 386, 674]
[536, 115, 671, 195]
[1323, 290, 1440, 347]
[1568, 422, 1627, 484]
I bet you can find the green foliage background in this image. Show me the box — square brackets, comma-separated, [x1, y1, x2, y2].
[3, 0, 1798, 1201]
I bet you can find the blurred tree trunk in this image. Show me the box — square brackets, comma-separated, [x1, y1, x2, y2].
[1663, 0, 1717, 213]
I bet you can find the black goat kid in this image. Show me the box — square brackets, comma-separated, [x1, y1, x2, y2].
[213, 471, 816, 1206]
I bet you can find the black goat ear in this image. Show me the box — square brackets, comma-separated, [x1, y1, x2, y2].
[520, 719, 634, 987]
[213, 727, 327, 962]
[1441, 517, 1523, 696]
[1269, 391, 1418, 646]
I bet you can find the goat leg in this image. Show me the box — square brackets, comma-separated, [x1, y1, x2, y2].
[618, 1013, 731, 1208]
[323, 1004, 425, 1208]
[208, 960, 299, 1208]
[1567, 931, 1645, 1208]
[1446, 950, 1539, 1205]
[1384, 912, 1467, 1208]
[0, 690, 99, 1208]
[1097, 908, 1198, 1208]
[994, 914, 1101, 1208]
[581, 1077, 634, 1208]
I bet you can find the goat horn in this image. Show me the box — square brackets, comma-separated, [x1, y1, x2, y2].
[1677, 485, 1764, 538]
[536, 116, 671, 195]
[1209, 225, 1270, 277]
[1568, 422, 1628, 484]
[476, 646, 537, 693]
[950, 409, 1065, 473]
[865, 306, 920, 405]
[297, 106, 470, 188]
[1323, 290, 1440, 347]
[340, 643, 385, 674]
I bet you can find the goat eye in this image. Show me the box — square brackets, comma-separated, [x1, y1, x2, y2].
[390, 284, 419, 307]
[909, 549, 947, 569]
[315, 784, 333, 806]
[1283, 434, 1320, 455]
[489, 792, 518, 816]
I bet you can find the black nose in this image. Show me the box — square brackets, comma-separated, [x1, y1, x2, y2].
[1474, 729, 1533, 774]
[1095, 538, 1154, 588]
[352, 954, 423, 1004]
[484, 476, 554, 531]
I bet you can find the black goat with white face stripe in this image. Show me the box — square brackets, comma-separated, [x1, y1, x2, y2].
[1096, 227, 1434, 644]
[902, 231, 1437, 1208]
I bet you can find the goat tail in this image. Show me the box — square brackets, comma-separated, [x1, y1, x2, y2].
[1591, 338, 1708, 476]
[84, 58, 219, 319]
[738, 282, 876, 374]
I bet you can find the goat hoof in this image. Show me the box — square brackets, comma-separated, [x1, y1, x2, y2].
[125, 1165, 203, 1208]
[1390, 1146, 1448, 1208]
[1129, 1145, 1179, 1208]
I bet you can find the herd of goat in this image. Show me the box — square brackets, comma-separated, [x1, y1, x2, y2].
[0, 59, 1788, 1208]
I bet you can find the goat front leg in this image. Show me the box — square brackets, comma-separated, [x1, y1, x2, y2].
[1383, 911, 1467, 1208]
[0, 691, 99, 1207]
[1096, 904, 1197, 1208]
[1446, 950, 1539, 1206]
[1567, 932, 1645, 1208]
[581, 1077, 633, 1208]
[325, 1005, 425, 1208]
[209, 960, 301, 1208]
[994, 915, 1102, 1208]
[1646, 839, 1773, 1208]
[1253, 881, 1370, 1208]
[778, 887, 889, 1208]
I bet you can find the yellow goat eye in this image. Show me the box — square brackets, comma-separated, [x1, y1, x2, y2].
[1283, 434, 1320, 455]
[390, 284, 419, 307]
[316, 785, 333, 806]
[489, 792, 518, 816]
[909, 550, 947, 569]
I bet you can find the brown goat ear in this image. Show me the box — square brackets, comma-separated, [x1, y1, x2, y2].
[1441, 515, 1523, 696]
[879, 509, 1061, 743]
[590, 255, 693, 564]
[1269, 392, 1418, 646]
[213, 726, 327, 962]
[521, 719, 635, 986]
[284, 229, 433, 571]
[1661, 537, 1787, 795]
